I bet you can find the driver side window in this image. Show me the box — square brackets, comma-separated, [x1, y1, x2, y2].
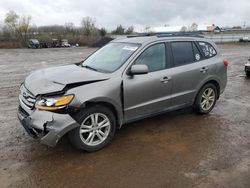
[135, 43, 166, 72]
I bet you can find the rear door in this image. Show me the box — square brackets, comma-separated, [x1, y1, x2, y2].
[123, 42, 173, 122]
[169, 41, 213, 107]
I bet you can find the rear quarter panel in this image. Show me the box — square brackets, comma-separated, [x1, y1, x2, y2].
[193, 54, 227, 103]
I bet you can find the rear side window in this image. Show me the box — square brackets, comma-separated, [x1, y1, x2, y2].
[198, 42, 217, 58]
[192, 43, 202, 61]
[171, 42, 194, 66]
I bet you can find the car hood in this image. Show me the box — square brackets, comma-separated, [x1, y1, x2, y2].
[24, 64, 110, 96]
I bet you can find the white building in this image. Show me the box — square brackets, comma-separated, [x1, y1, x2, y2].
[134, 24, 218, 33]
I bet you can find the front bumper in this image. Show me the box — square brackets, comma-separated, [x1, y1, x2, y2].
[17, 96, 80, 147]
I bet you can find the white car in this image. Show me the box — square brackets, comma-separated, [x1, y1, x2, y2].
[61, 39, 71, 47]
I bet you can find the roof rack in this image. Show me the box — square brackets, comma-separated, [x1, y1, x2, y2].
[127, 32, 204, 38]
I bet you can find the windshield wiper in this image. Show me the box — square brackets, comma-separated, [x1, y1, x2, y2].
[82, 65, 99, 72]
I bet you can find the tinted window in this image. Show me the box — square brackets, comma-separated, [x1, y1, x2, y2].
[135, 43, 166, 72]
[171, 42, 194, 66]
[198, 42, 217, 58]
[192, 42, 202, 61]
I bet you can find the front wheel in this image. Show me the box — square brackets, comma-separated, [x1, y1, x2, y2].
[68, 105, 116, 152]
[194, 83, 218, 114]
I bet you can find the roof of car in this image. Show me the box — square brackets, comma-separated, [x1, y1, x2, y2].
[113, 35, 211, 45]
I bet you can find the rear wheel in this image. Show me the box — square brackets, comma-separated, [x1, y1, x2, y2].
[68, 105, 116, 152]
[194, 83, 218, 114]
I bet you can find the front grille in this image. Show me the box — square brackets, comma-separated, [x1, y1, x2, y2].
[20, 85, 36, 109]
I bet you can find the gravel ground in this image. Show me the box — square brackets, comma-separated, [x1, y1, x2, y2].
[0, 44, 249, 188]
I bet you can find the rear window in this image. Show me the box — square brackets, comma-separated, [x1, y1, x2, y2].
[198, 42, 217, 58]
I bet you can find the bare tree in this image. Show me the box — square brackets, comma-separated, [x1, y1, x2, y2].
[125, 26, 134, 34]
[4, 10, 31, 46]
[190, 22, 198, 31]
[81, 17, 97, 36]
[180, 26, 188, 32]
[65, 22, 74, 33]
[145, 26, 151, 33]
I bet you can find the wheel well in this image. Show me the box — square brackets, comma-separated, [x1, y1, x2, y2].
[84, 101, 120, 128]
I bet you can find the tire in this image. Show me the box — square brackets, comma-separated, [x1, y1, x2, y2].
[68, 105, 116, 152]
[194, 83, 218, 114]
[246, 72, 250, 77]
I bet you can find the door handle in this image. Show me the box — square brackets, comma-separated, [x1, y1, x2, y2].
[200, 67, 208, 73]
[160, 76, 172, 83]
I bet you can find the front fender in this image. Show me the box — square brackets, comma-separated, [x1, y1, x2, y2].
[66, 78, 123, 126]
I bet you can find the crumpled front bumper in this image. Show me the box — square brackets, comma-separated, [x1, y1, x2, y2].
[17, 97, 80, 147]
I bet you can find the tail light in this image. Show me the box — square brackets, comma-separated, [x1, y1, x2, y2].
[223, 60, 229, 66]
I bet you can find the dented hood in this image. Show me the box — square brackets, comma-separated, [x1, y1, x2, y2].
[24, 64, 109, 96]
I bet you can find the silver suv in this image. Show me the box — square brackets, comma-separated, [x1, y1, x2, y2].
[18, 35, 228, 152]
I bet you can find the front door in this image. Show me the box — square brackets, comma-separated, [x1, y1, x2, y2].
[123, 43, 173, 122]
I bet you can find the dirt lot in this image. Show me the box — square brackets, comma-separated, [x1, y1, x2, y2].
[0, 44, 250, 188]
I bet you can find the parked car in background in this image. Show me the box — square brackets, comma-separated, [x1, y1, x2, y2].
[51, 39, 60, 48]
[239, 36, 249, 42]
[18, 35, 228, 152]
[40, 41, 49, 48]
[28, 39, 40, 48]
[61, 39, 71, 47]
[245, 59, 250, 77]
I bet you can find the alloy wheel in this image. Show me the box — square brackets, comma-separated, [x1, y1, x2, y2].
[79, 113, 111, 146]
[200, 88, 216, 111]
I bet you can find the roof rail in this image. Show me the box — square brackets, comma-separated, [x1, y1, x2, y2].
[127, 32, 204, 38]
[126, 33, 152, 38]
[156, 32, 204, 38]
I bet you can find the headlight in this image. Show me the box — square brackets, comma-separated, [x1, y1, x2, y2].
[35, 95, 74, 111]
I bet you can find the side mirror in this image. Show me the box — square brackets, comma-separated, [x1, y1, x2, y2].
[129, 64, 149, 75]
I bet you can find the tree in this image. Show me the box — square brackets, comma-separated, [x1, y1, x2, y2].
[65, 22, 75, 34]
[81, 16, 97, 36]
[112, 24, 125, 35]
[4, 10, 31, 46]
[125, 26, 134, 34]
[144, 26, 151, 33]
[99, 28, 107, 37]
[180, 26, 188, 32]
[190, 22, 198, 31]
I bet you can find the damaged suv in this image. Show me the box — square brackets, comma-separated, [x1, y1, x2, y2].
[18, 35, 227, 152]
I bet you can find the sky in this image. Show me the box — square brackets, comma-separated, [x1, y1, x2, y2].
[0, 0, 249, 30]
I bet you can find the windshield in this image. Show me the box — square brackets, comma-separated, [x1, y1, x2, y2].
[82, 42, 140, 73]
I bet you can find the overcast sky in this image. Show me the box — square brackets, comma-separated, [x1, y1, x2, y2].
[0, 0, 249, 30]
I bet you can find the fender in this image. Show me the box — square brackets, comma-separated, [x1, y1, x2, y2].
[66, 78, 124, 127]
